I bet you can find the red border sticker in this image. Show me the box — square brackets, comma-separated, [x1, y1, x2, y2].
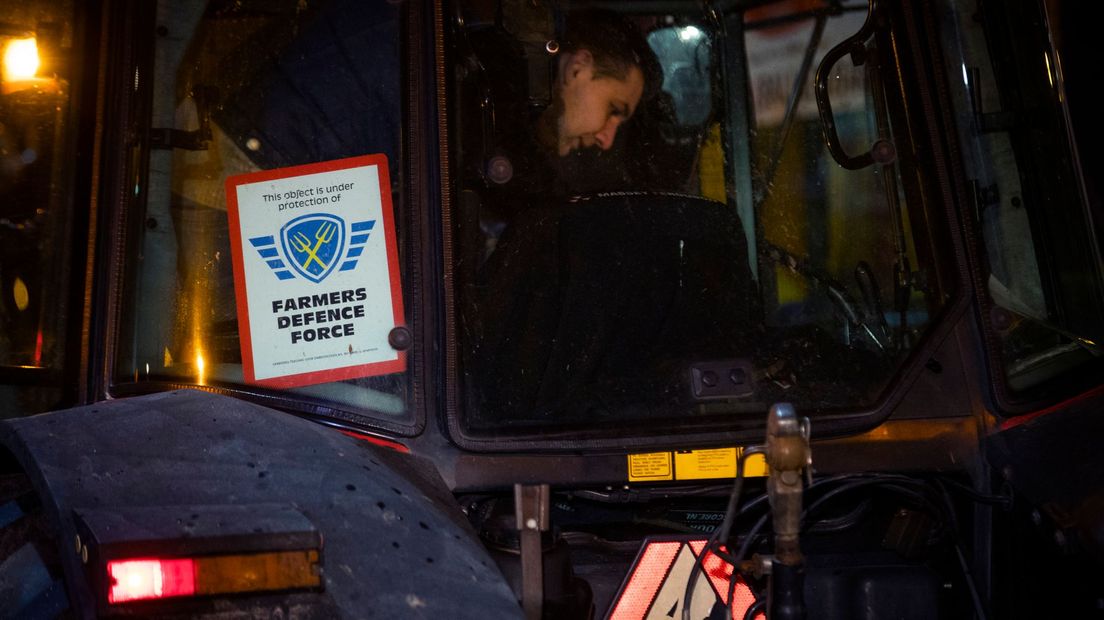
[606, 536, 762, 620]
[225, 154, 405, 388]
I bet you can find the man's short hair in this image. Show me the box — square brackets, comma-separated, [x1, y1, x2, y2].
[559, 10, 662, 102]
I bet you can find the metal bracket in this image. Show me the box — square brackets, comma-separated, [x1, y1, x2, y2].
[966, 66, 1017, 133]
[514, 483, 550, 620]
[150, 86, 217, 151]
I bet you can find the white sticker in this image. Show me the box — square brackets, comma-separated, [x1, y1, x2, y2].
[225, 154, 405, 387]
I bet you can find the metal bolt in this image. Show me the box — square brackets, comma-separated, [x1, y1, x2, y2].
[81, 545, 88, 564]
[74, 534, 82, 554]
[525, 518, 538, 530]
[991, 307, 1013, 332]
[388, 326, 412, 351]
[486, 156, 514, 185]
[701, 371, 718, 387]
[871, 139, 897, 164]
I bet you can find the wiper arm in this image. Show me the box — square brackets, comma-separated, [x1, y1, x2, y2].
[761, 243, 886, 351]
[855, 260, 890, 343]
[759, 8, 830, 198]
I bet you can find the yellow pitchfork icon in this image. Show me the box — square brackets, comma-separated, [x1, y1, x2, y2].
[290, 222, 337, 271]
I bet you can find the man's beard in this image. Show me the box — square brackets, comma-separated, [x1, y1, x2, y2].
[554, 144, 632, 196]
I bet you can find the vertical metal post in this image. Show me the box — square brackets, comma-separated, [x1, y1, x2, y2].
[718, 9, 758, 280]
[515, 483, 550, 620]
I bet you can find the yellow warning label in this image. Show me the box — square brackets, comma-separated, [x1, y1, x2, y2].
[675, 448, 737, 480]
[627, 452, 674, 481]
[628, 448, 769, 482]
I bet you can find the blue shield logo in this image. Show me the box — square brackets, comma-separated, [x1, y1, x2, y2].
[280, 213, 346, 283]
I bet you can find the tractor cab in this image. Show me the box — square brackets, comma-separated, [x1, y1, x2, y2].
[0, 0, 1101, 618]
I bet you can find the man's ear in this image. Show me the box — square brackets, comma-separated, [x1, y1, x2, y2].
[561, 49, 594, 86]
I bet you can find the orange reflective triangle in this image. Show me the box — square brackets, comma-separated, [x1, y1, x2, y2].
[606, 538, 762, 620]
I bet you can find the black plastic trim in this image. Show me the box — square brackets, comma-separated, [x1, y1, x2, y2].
[110, 379, 421, 438]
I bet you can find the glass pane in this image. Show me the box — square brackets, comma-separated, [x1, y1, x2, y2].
[937, 0, 1104, 393]
[450, 1, 946, 436]
[648, 26, 712, 126]
[745, 3, 937, 404]
[117, 0, 415, 427]
[0, 0, 77, 414]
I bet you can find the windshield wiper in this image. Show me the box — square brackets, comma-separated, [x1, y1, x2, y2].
[760, 243, 887, 352]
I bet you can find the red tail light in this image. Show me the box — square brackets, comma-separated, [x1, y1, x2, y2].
[105, 550, 321, 605]
[78, 506, 322, 608]
[107, 559, 196, 603]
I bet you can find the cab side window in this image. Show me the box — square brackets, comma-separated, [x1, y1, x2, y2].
[114, 0, 420, 432]
[0, 0, 83, 416]
[939, 0, 1104, 398]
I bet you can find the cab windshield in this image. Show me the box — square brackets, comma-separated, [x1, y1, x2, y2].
[448, 0, 949, 437]
[0, 0, 79, 415]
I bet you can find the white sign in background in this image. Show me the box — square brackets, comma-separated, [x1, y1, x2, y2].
[746, 10, 868, 127]
[231, 161, 402, 385]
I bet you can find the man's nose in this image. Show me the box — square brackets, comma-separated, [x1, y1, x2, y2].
[594, 117, 622, 150]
